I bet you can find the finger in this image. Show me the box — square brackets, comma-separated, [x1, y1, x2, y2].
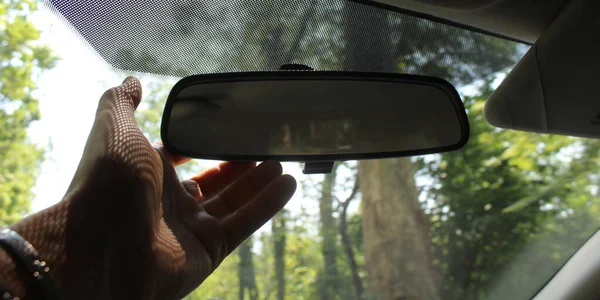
[181, 179, 202, 200]
[65, 76, 153, 195]
[202, 161, 282, 219]
[153, 142, 191, 166]
[190, 161, 256, 198]
[182, 210, 227, 270]
[223, 175, 296, 252]
[171, 154, 191, 166]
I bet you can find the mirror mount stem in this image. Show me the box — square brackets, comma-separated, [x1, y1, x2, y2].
[303, 161, 335, 174]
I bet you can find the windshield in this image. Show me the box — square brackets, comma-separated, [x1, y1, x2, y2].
[2, 0, 599, 299]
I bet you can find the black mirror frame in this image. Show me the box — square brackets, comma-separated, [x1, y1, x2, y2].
[160, 71, 470, 162]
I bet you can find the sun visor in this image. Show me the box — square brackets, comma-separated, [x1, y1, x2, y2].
[484, 0, 600, 139]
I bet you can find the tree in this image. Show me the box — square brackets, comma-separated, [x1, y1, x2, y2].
[183, 252, 240, 299]
[239, 239, 260, 300]
[0, 0, 58, 225]
[272, 210, 288, 300]
[340, 2, 521, 299]
[417, 81, 599, 299]
[317, 165, 342, 299]
[336, 166, 364, 299]
[341, 4, 438, 299]
[418, 83, 547, 299]
[359, 158, 439, 299]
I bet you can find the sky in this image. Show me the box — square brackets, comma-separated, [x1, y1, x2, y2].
[28, 7, 117, 211]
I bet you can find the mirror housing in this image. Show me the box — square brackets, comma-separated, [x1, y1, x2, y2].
[161, 71, 469, 173]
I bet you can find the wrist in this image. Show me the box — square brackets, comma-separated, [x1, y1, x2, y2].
[0, 244, 28, 298]
[7, 201, 68, 299]
[0, 235, 49, 300]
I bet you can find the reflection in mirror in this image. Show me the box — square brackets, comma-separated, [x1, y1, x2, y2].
[163, 73, 468, 160]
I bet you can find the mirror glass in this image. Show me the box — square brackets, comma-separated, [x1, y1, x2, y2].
[162, 72, 468, 161]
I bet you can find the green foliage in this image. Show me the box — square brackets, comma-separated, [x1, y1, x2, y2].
[184, 252, 240, 300]
[238, 239, 260, 300]
[418, 82, 599, 299]
[0, 0, 57, 225]
[185, 212, 325, 300]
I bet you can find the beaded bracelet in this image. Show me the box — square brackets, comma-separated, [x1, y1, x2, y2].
[0, 228, 59, 300]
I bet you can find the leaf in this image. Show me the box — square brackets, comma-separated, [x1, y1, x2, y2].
[0, 0, 57, 225]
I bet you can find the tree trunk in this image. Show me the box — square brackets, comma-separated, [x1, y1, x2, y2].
[238, 239, 259, 300]
[272, 210, 287, 300]
[339, 179, 364, 299]
[319, 165, 341, 299]
[359, 159, 439, 300]
[341, 2, 440, 299]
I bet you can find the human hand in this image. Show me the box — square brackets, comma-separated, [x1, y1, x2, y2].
[3, 76, 297, 300]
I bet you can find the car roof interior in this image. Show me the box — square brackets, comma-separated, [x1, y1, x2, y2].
[372, 0, 599, 299]
[372, 0, 570, 43]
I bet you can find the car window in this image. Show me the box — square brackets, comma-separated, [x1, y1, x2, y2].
[2, 1, 598, 299]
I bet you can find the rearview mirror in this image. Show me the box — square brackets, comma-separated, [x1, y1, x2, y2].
[161, 71, 468, 173]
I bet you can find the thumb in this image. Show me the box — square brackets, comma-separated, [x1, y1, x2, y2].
[89, 76, 146, 159]
[92, 76, 146, 159]
[64, 76, 160, 198]
[97, 76, 142, 115]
